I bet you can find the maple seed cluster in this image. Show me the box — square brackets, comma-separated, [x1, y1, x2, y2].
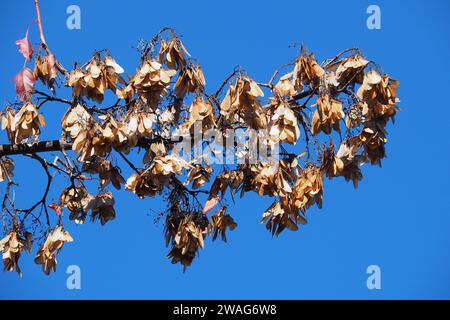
[0, 19, 400, 274]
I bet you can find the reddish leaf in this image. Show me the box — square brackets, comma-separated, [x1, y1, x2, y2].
[15, 29, 33, 61]
[47, 54, 58, 80]
[13, 68, 36, 101]
[48, 203, 62, 215]
[202, 196, 219, 214]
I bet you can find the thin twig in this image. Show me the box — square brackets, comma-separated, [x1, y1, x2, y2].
[21, 154, 52, 226]
[212, 68, 239, 99]
[117, 151, 140, 174]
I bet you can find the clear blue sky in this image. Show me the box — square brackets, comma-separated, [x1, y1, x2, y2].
[0, 0, 449, 299]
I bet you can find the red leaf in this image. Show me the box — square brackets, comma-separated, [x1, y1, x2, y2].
[13, 68, 36, 101]
[48, 203, 62, 215]
[15, 29, 33, 61]
[202, 196, 219, 214]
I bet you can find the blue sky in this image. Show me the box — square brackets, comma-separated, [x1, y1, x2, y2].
[0, 0, 450, 299]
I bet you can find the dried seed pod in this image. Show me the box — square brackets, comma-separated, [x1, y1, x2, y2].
[208, 207, 237, 242]
[34, 226, 73, 275]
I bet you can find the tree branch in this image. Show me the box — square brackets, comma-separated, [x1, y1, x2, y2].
[0, 89, 316, 157]
[0, 140, 72, 157]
